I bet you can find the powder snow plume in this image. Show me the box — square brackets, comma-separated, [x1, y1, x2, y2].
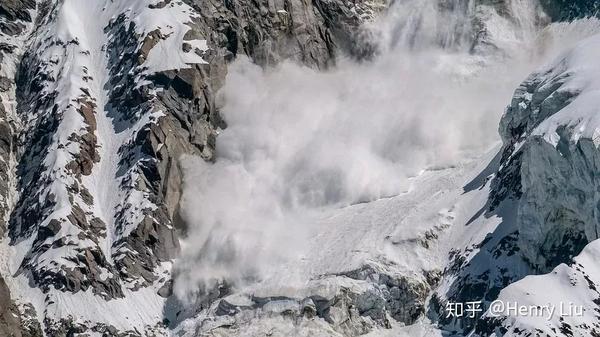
[173, 0, 600, 302]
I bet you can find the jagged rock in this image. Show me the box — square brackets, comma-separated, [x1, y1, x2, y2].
[340, 264, 431, 324]
[4, 0, 580, 336]
[0, 277, 22, 337]
[187, 263, 430, 336]
[184, 0, 386, 69]
[0, 21, 26, 36]
[0, 0, 36, 23]
[0, 77, 11, 91]
[492, 44, 600, 272]
[158, 279, 174, 298]
[540, 0, 600, 21]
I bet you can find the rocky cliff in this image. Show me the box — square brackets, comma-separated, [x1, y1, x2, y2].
[0, 0, 387, 335]
[2, 0, 600, 336]
[468, 30, 600, 337]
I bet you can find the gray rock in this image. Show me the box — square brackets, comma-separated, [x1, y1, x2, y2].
[0, 277, 22, 337]
[0, 0, 36, 23]
[0, 0, 389, 334]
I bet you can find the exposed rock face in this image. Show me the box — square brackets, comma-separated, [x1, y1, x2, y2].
[494, 39, 600, 273]
[0, 277, 22, 337]
[0, 0, 35, 26]
[2, 0, 597, 335]
[0, 0, 388, 335]
[434, 24, 600, 337]
[0, 0, 43, 336]
[0, 277, 42, 337]
[184, 0, 385, 69]
[540, 0, 600, 21]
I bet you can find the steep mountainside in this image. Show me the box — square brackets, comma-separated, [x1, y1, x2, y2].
[2, 0, 600, 336]
[474, 30, 600, 337]
[0, 0, 386, 335]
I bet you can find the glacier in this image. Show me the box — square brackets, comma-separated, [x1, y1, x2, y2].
[1, 0, 600, 336]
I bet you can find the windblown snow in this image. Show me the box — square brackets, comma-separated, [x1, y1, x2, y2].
[173, 1, 600, 336]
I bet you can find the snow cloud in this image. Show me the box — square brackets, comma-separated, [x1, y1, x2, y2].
[172, 1, 600, 302]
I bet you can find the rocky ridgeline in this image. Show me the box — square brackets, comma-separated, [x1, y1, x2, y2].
[0, 0, 388, 335]
[434, 9, 600, 336]
[0, 1, 43, 336]
[540, 0, 600, 21]
[470, 32, 600, 337]
[1, 0, 600, 336]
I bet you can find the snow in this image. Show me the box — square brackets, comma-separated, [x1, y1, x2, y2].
[173, 145, 505, 334]
[469, 28, 600, 337]
[5, 271, 169, 334]
[123, 0, 209, 72]
[489, 239, 600, 336]
[526, 33, 600, 147]
[4, 0, 600, 335]
[299, 146, 501, 280]
[27, 0, 205, 263]
[0, 0, 209, 333]
[173, 3, 600, 336]
[0, 0, 37, 225]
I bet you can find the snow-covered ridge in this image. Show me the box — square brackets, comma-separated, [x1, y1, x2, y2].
[4, 0, 209, 334]
[488, 239, 600, 337]
[494, 31, 600, 271]
[500, 31, 600, 147]
[532, 36, 600, 146]
[2, 0, 600, 336]
[464, 30, 600, 337]
[171, 1, 600, 337]
[1, 0, 385, 334]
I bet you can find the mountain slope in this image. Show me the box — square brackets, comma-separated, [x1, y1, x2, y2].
[473, 30, 600, 337]
[0, 0, 386, 335]
[2, 0, 600, 336]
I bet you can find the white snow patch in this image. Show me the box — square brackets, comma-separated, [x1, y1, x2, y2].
[530, 33, 600, 146]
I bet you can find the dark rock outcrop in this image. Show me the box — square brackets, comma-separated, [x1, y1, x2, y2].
[540, 0, 600, 21]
